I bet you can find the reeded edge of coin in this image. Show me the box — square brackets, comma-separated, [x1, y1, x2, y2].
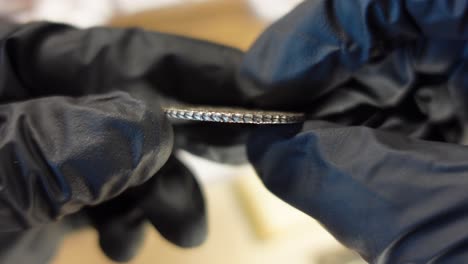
[163, 106, 305, 124]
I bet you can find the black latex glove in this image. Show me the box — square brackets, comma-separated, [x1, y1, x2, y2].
[243, 0, 468, 263]
[86, 156, 206, 261]
[0, 22, 248, 263]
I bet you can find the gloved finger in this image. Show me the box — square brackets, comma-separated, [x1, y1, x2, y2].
[96, 215, 145, 263]
[87, 196, 146, 262]
[86, 155, 206, 260]
[242, 0, 468, 112]
[0, 22, 256, 164]
[137, 156, 207, 248]
[0, 91, 172, 231]
[0, 22, 248, 107]
[248, 121, 468, 263]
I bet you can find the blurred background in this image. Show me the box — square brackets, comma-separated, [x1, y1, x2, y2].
[1, 1, 365, 263]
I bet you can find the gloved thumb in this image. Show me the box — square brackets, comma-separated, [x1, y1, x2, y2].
[0, 91, 172, 231]
[248, 121, 468, 262]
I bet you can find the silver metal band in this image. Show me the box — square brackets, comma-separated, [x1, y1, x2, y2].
[163, 106, 305, 124]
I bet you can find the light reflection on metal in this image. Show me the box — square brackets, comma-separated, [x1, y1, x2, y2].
[163, 105, 305, 124]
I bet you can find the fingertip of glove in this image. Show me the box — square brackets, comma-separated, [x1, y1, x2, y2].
[97, 219, 145, 262]
[140, 157, 208, 248]
[146, 207, 208, 248]
[172, 217, 208, 248]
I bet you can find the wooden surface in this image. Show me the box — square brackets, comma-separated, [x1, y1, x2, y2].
[109, 0, 267, 50]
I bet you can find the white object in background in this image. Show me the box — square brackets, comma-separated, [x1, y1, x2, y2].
[116, 0, 201, 14]
[31, 0, 115, 27]
[247, 0, 302, 22]
[1, 0, 209, 27]
[177, 150, 254, 184]
[0, 0, 34, 22]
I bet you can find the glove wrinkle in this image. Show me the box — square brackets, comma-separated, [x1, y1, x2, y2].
[0, 92, 172, 231]
[0, 20, 248, 263]
[244, 0, 468, 262]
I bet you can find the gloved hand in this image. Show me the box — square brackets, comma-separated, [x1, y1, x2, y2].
[243, 0, 468, 263]
[0, 22, 248, 263]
